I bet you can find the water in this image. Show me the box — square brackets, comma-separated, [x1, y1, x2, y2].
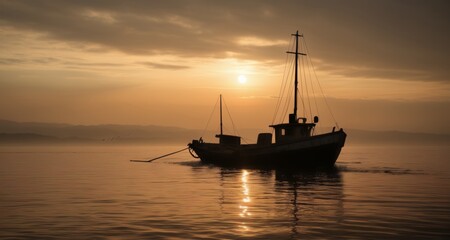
[1, 144, 449, 239]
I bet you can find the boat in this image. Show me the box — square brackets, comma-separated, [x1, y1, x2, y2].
[188, 31, 346, 168]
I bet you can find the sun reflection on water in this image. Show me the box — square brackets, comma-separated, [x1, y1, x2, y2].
[239, 170, 251, 231]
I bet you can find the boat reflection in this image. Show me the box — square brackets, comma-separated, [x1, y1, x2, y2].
[274, 168, 344, 238]
[215, 166, 343, 238]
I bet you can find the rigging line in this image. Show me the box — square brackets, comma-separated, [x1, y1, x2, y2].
[276, 37, 295, 124]
[200, 96, 220, 138]
[299, 55, 306, 117]
[280, 54, 294, 123]
[272, 36, 295, 125]
[303, 36, 339, 128]
[297, 50, 305, 118]
[302, 38, 318, 118]
[308, 51, 320, 118]
[223, 97, 244, 142]
[278, 58, 291, 124]
[224, 99, 249, 144]
[240, 136, 251, 144]
[280, 58, 295, 123]
[272, 38, 292, 122]
[276, 53, 293, 124]
[298, 88, 305, 117]
[271, 56, 290, 124]
[301, 44, 313, 121]
[299, 39, 308, 119]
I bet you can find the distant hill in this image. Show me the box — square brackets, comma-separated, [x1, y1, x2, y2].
[0, 119, 201, 144]
[0, 119, 449, 145]
[0, 133, 95, 144]
[344, 129, 450, 145]
[0, 133, 60, 143]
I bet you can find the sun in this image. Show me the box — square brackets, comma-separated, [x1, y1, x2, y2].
[238, 75, 247, 84]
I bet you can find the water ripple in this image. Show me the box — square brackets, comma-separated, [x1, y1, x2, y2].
[1, 145, 449, 239]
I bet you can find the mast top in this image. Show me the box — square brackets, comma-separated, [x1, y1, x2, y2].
[292, 31, 303, 37]
[286, 31, 306, 123]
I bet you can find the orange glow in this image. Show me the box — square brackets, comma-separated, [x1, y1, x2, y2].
[0, 4, 449, 135]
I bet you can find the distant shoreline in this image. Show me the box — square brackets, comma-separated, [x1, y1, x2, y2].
[1, 119, 449, 146]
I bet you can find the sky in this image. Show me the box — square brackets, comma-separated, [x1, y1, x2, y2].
[0, 0, 449, 134]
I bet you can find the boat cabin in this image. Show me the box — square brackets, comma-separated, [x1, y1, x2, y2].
[215, 134, 241, 145]
[270, 114, 316, 144]
[270, 123, 315, 143]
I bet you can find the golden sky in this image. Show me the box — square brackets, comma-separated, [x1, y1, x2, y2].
[0, 0, 449, 134]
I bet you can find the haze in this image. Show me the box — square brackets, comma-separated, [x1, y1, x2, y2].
[0, 0, 449, 134]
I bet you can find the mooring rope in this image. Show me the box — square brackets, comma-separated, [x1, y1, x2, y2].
[130, 147, 189, 163]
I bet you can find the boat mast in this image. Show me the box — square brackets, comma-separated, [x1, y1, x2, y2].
[294, 31, 299, 121]
[220, 94, 223, 136]
[287, 31, 306, 123]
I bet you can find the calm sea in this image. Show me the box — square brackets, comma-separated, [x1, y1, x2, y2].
[0, 144, 449, 239]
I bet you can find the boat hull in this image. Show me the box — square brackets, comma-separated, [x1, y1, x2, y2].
[189, 130, 346, 169]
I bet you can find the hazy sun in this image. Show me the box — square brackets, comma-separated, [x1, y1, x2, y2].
[238, 75, 247, 84]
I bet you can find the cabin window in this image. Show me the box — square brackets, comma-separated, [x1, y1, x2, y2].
[281, 129, 285, 136]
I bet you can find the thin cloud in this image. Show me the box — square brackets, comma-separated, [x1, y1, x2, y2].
[0, 0, 449, 82]
[138, 61, 190, 70]
[0, 58, 26, 65]
[239, 95, 275, 100]
[236, 37, 288, 47]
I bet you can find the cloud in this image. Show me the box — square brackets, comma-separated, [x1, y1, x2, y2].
[0, 56, 124, 68]
[0, 57, 27, 65]
[0, 0, 449, 82]
[315, 61, 443, 82]
[138, 61, 190, 70]
[236, 37, 288, 47]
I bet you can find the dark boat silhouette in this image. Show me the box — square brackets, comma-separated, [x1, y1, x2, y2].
[188, 31, 346, 168]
